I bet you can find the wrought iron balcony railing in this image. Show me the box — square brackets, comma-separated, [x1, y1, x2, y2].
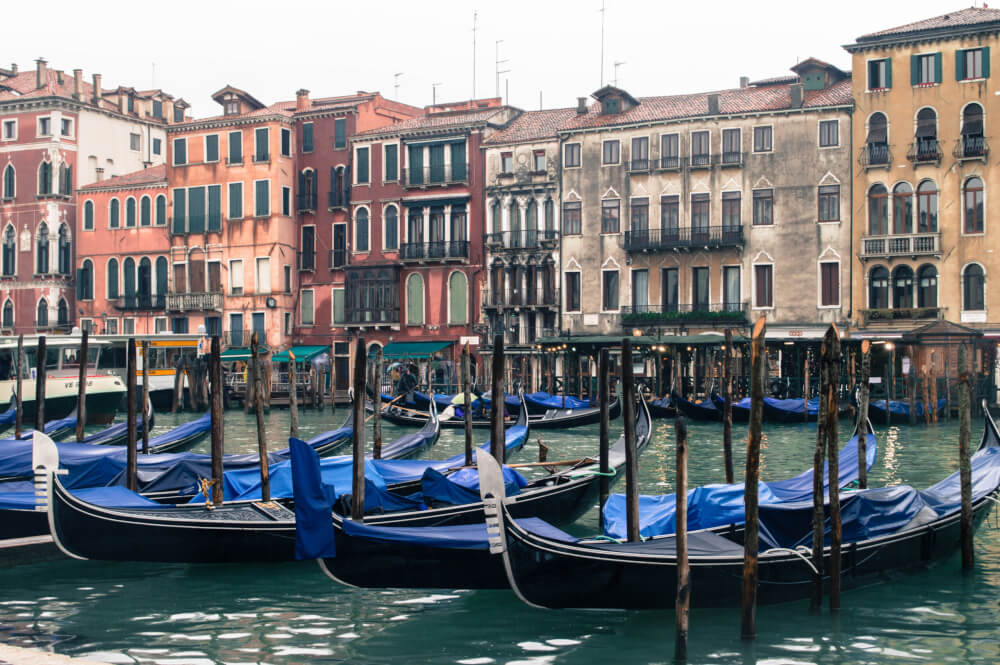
[399, 240, 469, 261]
[906, 139, 941, 165]
[328, 189, 350, 209]
[328, 249, 348, 270]
[689, 153, 711, 169]
[621, 302, 750, 325]
[296, 192, 317, 213]
[954, 135, 988, 161]
[482, 288, 560, 308]
[624, 225, 744, 252]
[401, 164, 469, 187]
[298, 251, 316, 272]
[342, 308, 400, 325]
[114, 294, 166, 311]
[860, 307, 944, 324]
[859, 142, 891, 169]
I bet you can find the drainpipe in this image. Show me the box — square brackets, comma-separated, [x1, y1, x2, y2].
[848, 108, 854, 324]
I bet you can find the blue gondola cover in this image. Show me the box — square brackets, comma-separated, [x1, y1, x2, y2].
[290, 437, 337, 559]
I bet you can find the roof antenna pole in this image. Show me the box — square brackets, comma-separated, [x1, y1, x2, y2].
[599, 0, 606, 87]
[394, 72, 403, 99]
[613, 60, 625, 88]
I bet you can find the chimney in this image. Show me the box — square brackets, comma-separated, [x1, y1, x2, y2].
[91, 73, 102, 105]
[117, 91, 125, 113]
[56, 70, 64, 85]
[35, 58, 47, 90]
[73, 69, 82, 100]
[739, 76, 749, 89]
[10, 63, 17, 75]
[790, 83, 803, 109]
[296, 88, 311, 112]
[577, 97, 588, 114]
[707, 93, 720, 115]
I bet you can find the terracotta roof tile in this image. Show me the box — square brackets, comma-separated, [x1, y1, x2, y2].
[77, 164, 166, 191]
[483, 108, 578, 145]
[0, 69, 118, 111]
[354, 107, 508, 138]
[856, 7, 1000, 42]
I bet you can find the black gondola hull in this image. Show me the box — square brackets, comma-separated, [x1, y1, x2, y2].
[378, 398, 620, 430]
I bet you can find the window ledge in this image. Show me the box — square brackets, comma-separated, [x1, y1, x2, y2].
[866, 88, 890, 93]
[960, 77, 987, 83]
[253, 214, 271, 220]
[817, 219, 841, 225]
[913, 82, 939, 88]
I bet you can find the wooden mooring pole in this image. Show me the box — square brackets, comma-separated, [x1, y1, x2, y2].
[210, 336, 224, 506]
[126, 338, 138, 492]
[251, 332, 270, 502]
[373, 347, 383, 460]
[824, 326, 842, 611]
[288, 350, 299, 439]
[463, 342, 473, 467]
[741, 316, 766, 640]
[674, 415, 690, 662]
[14, 334, 23, 439]
[490, 334, 505, 464]
[856, 340, 871, 490]
[351, 336, 367, 521]
[803, 349, 810, 424]
[958, 343, 973, 571]
[908, 347, 917, 426]
[34, 335, 46, 432]
[141, 341, 150, 454]
[598, 348, 611, 532]
[76, 330, 88, 441]
[944, 353, 952, 422]
[723, 329, 734, 484]
[622, 338, 639, 543]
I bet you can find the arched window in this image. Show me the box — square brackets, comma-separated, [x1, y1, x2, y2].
[406, 273, 424, 325]
[330, 166, 346, 207]
[355, 208, 369, 252]
[544, 198, 554, 233]
[868, 184, 888, 235]
[917, 181, 938, 232]
[140, 196, 151, 226]
[155, 195, 167, 226]
[2, 164, 14, 199]
[109, 198, 120, 228]
[78, 259, 93, 301]
[448, 271, 468, 325]
[124, 257, 136, 306]
[916, 107, 937, 149]
[38, 161, 52, 195]
[917, 264, 937, 308]
[866, 112, 888, 165]
[58, 163, 71, 196]
[509, 200, 521, 247]
[83, 200, 94, 230]
[963, 264, 985, 311]
[57, 298, 68, 327]
[491, 199, 501, 234]
[525, 199, 538, 246]
[138, 257, 152, 306]
[869, 266, 889, 309]
[961, 103, 986, 157]
[892, 265, 914, 309]
[963, 177, 984, 234]
[36, 298, 48, 327]
[107, 258, 120, 299]
[384, 205, 398, 250]
[2, 225, 14, 276]
[36, 222, 49, 274]
[1, 299, 12, 329]
[892, 183, 912, 234]
[57, 223, 70, 275]
[125, 197, 136, 227]
[155, 256, 168, 297]
[298, 169, 316, 210]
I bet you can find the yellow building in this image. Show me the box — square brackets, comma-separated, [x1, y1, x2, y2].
[846, 7, 999, 338]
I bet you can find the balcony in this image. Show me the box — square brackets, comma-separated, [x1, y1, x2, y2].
[624, 225, 745, 252]
[298, 251, 316, 272]
[689, 154, 711, 169]
[114, 294, 166, 311]
[954, 135, 988, 162]
[482, 288, 560, 309]
[328, 248, 347, 270]
[906, 138, 942, 166]
[621, 302, 750, 326]
[399, 240, 469, 262]
[626, 158, 652, 173]
[328, 189, 350, 210]
[719, 151, 744, 167]
[859, 232, 941, 260]
[342, 308, 400, 326]
[858, 142, 891, 170]
[860, 307, 944, 325]
[401, 164, 468, 188]
[166, 291, 223, 312]
[656, 155, 681, 170]
[484, 229, 558, 251]
[296, 192, 317, 213]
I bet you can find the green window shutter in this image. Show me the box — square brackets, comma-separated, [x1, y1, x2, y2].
[303, 123, 314, 152]
[451, 142, 466, 181]
[429, 145, 445, 182]
[228, 131, 242, 163]
[206, 135, 219, 162]
[984, 47, 991, 78]
[228, 182, 242, 219]
[934, 52, 942, 83]
[208, 185, 221, 231]
[408, 145, 423, 184]
[333, 289, 345, 324]
[255, 180, 269, 216]
[334, 118, 346, 149]
[173, 189, 186, 233]
[385, 144, 398, 180]
[156, 196, 166, 225]
[910, 55, 919, 85]
[188, 186, 206, 233]
[357, 148, 369, 183]
[448, 272, 467, 324]
[406, 275, 423, 324]
[886, 59, 892, 88]
[957, 49, 966, 80]
[76, 268, 84, 299]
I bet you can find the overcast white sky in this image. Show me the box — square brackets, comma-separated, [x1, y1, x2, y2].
[4, 0, 972, 117]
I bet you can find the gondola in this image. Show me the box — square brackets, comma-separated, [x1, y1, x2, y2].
[376, 395, 620, 430]
[312, 395, 652, 589]
[670, 391, 721, 422]
[647, 396, 677, 419]
[478, 407, 1000, 610]
[869, 398, 948, 425]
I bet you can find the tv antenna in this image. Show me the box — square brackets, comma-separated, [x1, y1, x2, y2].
[394, 72, 403, 99]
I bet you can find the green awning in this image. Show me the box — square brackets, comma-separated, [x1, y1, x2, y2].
[271, 345, 329, 363]
[220, 346, 269, 361]
[382, 341, 452, 359]
[534, 333, 747, 347]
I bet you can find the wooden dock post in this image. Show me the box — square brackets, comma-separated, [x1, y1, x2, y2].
[598, 348, 611, 531]
[929, 357, 939, 424]
[803, 350, 810, 424]
[14, 334, 23, 439]
[856, 340, 871, 489]
[823, 326, 842, 611]
[907, 347, 917, 426]
[210, 336, 224, 506]
[674, 415, 690, 662]
[958, 343, 973, 571]
[141, 341, 150, 454]
[883, 366, 891, 428]
[463, 342, 473, 467]
[810, 334, 830, 612]
[330, 343, 337, 414]
[351, 336, 367, 521]
[126, 338, 138, 492]
[944, 354, 952, 422]
[621, 338, 639, 543]
[921, 366, 932, 426]
[288, 350, 299, 439]
[490, 334, 505, 464]
[76, 330, 88, 441]
[171, 357, 183, 414]
[34, 335, 46, 432]
[741, 316, 766, 640]
[723, 329, 735, 484]
[251, 332, 270, 502]
[372, 347, 383, 459]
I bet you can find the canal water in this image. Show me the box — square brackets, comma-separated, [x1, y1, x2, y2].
[1, 407, 998, 664]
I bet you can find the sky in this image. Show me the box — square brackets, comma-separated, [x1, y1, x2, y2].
[3, 0, 975, 117]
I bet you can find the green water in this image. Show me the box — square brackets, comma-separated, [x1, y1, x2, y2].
[2, 409, 999, 665]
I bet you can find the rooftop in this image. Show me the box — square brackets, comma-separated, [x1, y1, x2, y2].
[850, 7, 1000, 48]
[483, 107, 579, 145]
[77, 164, 167, 191]
[354, 104, 513, 139]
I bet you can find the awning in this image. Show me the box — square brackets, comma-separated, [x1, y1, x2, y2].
[271, 345, 329, 363]
[382, 341, 452, 359]
[534, 333, 747, 347]
[220, 346, 269, 361]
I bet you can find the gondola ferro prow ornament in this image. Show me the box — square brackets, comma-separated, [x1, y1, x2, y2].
[32, 430, 65, 514]
[477, 449, 507, 555]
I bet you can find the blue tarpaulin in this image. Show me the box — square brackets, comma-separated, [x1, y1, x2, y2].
[290, 437, 337, 559]
[523, 392, 590, 410]
[338, 516, 576, 552]
[871, 398, 948, 419]
[420, 465, 526, 505]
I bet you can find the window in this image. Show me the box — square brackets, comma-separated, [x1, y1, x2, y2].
[722, 191, 741, 228]
[963, 264, 985, 311]
[302, 123, 314, 152]
[355, 208, 369, 252]
[228, 131, 242, 164]
[280, 128, 291, 157]
[964, 177, 984, 233]
[917, 181, 938, 232]
[301, 289, 314, 325]
[869, 266, 889, 309]
[868, 184, 888, 235]
[915, 108, 938, 158]
[125, 198, 136, 228]
[57, 224, 70, 275]
[2, 300, 12, 329]
[173, 138, 187, 165]
[723, 266, 740, 310]
[384, 205, 399, 250]
[691, 193, 709, 231]
[631, 198, 649, 233]
[228, 182, 243, 219]
[331, 288, 345, 325]
[334, 118, 346, 149]
[3, 164, 15, 199]
[892, 266, 914, 308]
[204, 134, 219, 162]
[721, 128, 740, 163]
[37, 299, 48, 327]
[282, 186, 291, 216]
[284, 264, 291, 293]
[961, 103, 986, 158]
[533, 150, 546, 172]
[127, 95, 135, 113]
[691, 131, 710, 165]
[229, 259, 244, 295]
[173, 189, 185, 233]
[384, 144, 398, 181]
[406, 273, 424, 325]
[174, 106, 186, 122]
[660, 133, 679, 168]
[500, 151, 513, 173]
[820, 262, 839, 307]
[61, 119, 73, 137]
[692, 267, 709, 311]
[565, 272, 581, 312]
[254, 180, 270, 216]
[356, 147, 370, 184]
[662, 268, 679, 311]
[2, 226, 15, 276]
[754, 264, 773, 308]
[957, 47, 989, 80]
[107, 258, 119, 299]
[601, 199, 620, 233]
[38, 117, 51, 136]
[254, 128, 269, 162]
[255, 257, 270, 295]
[155, 195, 166, 226]
[139, 196, 151, 227]
[753, 126, 772, 152]
[58, 163, 71, 196]
[78, 259, 94, 301]
[868, 58, 892, 90]
[917, 264, 938, 308]
[661, 195, 679, 235]
[58, 299, 69, 327]
[564, 142, 581, 168]
[819, 120, 839, 147]
[602, 271, 619, 311]
[631, 269, 649, 312]
[2, 119, 15, 140]
[818, 185, 840, 222]
[207, 185, 221, 231]
[36, 223, 49, 274]
[892, 183, 913, 234]
[152, 138, 161, 155]
[912, 53, 942, 85]
[129, 133, 141, 151]
[301, 226, 315, 270]
[449, 271, 468, 325]
[109, 198, 120, 228]
[187, 186, 206, 233]
[563, 201, 581, 235]
[152, 100, 162, 119]
[38, 161, 52, 195]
